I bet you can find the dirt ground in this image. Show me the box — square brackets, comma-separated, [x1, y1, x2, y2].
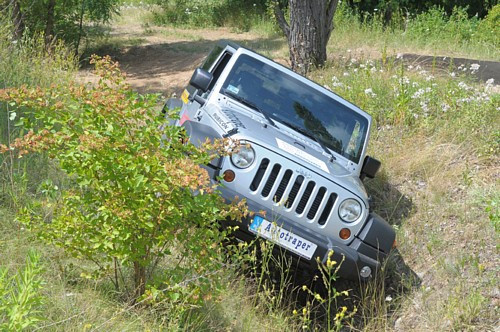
[77, 11, 499, 99]
[77, 17, 279, 96]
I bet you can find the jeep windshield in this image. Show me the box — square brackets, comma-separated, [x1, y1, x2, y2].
[220, 54, 369, 164]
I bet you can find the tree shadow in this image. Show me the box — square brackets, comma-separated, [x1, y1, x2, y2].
[395, 53, 500, 84]
[78, 36, 287, 96]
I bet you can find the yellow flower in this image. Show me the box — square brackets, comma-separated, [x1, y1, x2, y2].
[302, 285, 307, 291]
[293, 309, 298, 315]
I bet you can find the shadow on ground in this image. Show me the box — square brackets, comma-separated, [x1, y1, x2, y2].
[397, 53, 500, 84]
[79, 36, 287, 95]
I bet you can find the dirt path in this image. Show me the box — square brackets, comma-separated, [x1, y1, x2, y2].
[77, 11, 286, 96]
[78, 7, 499, 95]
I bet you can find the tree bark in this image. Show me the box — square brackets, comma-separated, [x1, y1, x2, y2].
[75, 0, 86, 57]
[133, 261, 146, 300]
[274, 0, 339, 75]
[10, 0, 25, 41]
[44, 0, 56, 48]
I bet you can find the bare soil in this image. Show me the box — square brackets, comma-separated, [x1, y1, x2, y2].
[77, 19, 284, 96]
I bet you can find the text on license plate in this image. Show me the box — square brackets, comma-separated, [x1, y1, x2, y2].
[249, 216, 317, 260]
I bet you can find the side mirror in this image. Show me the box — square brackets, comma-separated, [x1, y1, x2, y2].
[361, 156, 381, 180]
[189, 68, 213, 93]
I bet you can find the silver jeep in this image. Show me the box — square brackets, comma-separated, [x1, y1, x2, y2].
[164, 40, 396, 280]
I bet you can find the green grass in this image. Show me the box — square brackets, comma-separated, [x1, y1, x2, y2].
[329, 5, 500, 61]
[1, 4, 499, 331]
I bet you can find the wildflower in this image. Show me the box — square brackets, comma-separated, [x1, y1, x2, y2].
[364, 88, 376, 97]
[485, 78, 495, 86]
[302, 285, 307, 291]
[408, 65, 414, 70]
[450, 72, 456, 77]
[293, 309, 298, 315]
[412, 88, 425, 99]
[396, 53, 403, 59]
[343, 72, 349, 77]
[470, 63, 480, 72]
[315, 293, 322, 301]
[441, 102, 450, 112]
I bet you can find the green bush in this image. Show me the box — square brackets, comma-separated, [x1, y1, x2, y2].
[0, 56, 247, 302]
[153, 0, 268, 30]
[477, 4, 500, 48]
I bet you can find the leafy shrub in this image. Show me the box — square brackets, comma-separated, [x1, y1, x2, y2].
[0, 250, 45, 330]
[153, 0, 268, 30]
[405, 7, 480, 46]
[477, 4, 500, 48]
[0, 56, 247, 301]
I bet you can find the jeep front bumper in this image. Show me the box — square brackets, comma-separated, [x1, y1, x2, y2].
[218, 185, 395, 281]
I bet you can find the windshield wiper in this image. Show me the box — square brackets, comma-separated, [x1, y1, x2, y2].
[279, 120, 335, 162]
[221, 88, 276, 127]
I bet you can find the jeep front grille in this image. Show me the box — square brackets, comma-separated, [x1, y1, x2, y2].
[250, 160, 338, 225]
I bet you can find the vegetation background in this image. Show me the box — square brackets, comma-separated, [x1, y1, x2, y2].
[0, 0, 498, 330]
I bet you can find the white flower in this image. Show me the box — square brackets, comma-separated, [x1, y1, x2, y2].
[343, 72, 349, 76]
[412, 88, 425, 99]
[470, 63, 480, 72]
[441, 103, 450, 112]
[408, 65, 414, 70]
[396, 53, 403, 59]
[364, 88, 376, 97]
[485, 78, 495, 85]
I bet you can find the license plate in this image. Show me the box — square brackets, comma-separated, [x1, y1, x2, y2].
[249, 216, 317, 260]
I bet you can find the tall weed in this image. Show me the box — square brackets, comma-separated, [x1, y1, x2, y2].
[0, 250, 45, 331]
[0, 18, 77, 209]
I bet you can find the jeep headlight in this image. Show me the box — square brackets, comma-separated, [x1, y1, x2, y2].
[230, 144, 255, 169]
[339, 199, 362, 223]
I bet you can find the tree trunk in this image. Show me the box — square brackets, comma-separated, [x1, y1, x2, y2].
[75, 0, 86, 57]
[133, 261, 146, 300]
[274, 0, 339, 75]
[44, 0, 56, 48]
[10, 0, 25, 41]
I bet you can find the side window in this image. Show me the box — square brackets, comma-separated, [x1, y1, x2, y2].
[207, 52, 232, 91]
[201, 45, 223, 71]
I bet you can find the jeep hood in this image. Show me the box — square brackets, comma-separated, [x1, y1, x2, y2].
[203, 102, 368, 200]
